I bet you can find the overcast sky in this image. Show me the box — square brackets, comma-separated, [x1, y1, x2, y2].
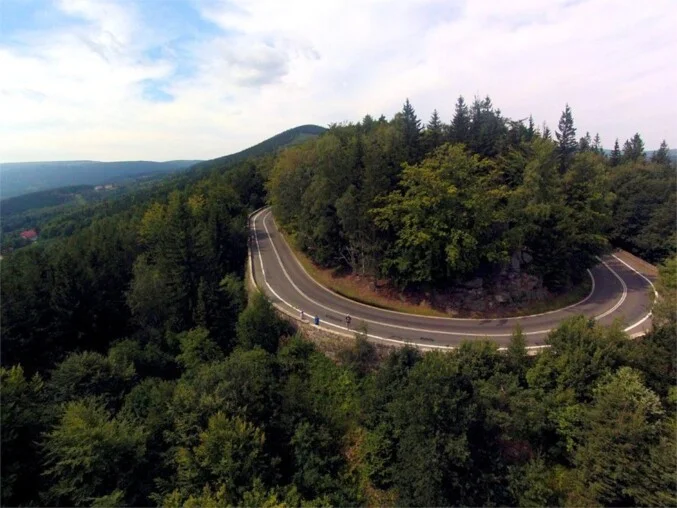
[1, 0, 676, 162]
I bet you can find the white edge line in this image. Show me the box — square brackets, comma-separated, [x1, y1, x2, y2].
[249, 209, 650, 349]
[611, 253, 658, 297]
[249, 209, 456, 350]
[261, 210, 630, 337]
[267, 208, 598, 322]
[594, 257, 627, 319]
[610, 253, 658, 333]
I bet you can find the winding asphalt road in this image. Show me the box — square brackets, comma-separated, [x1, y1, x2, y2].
[249, 207, 656, 349]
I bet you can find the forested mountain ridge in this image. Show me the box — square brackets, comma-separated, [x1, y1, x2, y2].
[190, 124, 326, 174]
[1, 101, 675, 507]
[0, 125, 325, 256]
[0, 160, 201, 199]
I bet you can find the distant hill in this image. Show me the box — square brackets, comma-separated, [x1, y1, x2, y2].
[0, 125, 327, 199]
[191, 124, 327, 173]
[0, 160, 201, 199]
[1, 185, 94, 217]
[0, 124, 328, 252]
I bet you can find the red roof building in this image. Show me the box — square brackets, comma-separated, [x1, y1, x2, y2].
[20, 229, 39, 241]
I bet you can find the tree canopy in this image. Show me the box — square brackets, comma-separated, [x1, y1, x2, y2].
[1, 96, 675, 507]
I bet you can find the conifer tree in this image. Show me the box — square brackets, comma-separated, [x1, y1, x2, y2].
[526, 115, 535, 141]
[450, 96, 470, 144]
[556, 104, 577, 172]
[622, 133, 645, 162]
[610, 139, 622, 166]
[651, 140, 671, 165]
[401, 99, 422, 163]
[579, 132, 592, 152]
[593, 133, 603, 155]
[423, 109, 444, 153]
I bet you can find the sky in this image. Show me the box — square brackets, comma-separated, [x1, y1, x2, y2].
[1, 0, 676, 162]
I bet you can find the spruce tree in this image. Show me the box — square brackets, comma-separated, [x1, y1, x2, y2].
[401, 98, 422, 163]
[593, 133, 603, 155]
[542, 122, 551, 140]
[622, 133, 645, 162]
[555, 104, 577, 172]
[579, 132, 592, 152]
[651, 140, 671, 165]
[423, 109, 444, 153]
[610, 139, 622, 166]
[450, 96, 470, 144]
[526, 115, 535, 141]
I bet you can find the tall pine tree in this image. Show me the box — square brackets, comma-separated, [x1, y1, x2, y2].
[555, 104, 577, 173]
[651, 140, 671, 165]
[622, 133, 645, 162]
[610, 139, 622, 166]
[423, 109, 444, 153]
[449, 96, 470, 145]
[401, 98, 422, 163]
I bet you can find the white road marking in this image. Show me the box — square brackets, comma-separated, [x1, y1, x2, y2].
[594, 257, 627, 319]
[610, 253, 658, 332]
[254, 209, 630, 339]
[267, 209, 598, 321]
[611, 254, 659, 297]
[249, 209, 455, 349]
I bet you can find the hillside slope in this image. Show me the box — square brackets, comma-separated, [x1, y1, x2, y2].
[1, 124, 328, 254]
[0, 160, 201, 199]
[191, 124, 326, 173]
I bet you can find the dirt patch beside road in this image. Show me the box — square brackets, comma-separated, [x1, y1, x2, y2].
[285, 231, 592, 319]
[613, 249, 658, 279]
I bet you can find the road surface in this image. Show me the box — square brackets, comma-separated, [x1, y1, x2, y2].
[249, 207, 656, 349]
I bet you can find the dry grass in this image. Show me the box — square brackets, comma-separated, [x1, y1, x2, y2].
[289, 242, 449, 317]
[613, 249, 658, 278]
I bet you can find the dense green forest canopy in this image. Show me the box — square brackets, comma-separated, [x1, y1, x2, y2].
[0, 180, 169, 254]
[268, 98, 676, 292]
[1, 100, 675, 507]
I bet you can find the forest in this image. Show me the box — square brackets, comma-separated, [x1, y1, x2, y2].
[269, 98, 676, 292]
[1, 98, 676, 507]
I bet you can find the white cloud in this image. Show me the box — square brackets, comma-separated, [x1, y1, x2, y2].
[1, 0, 676, 162]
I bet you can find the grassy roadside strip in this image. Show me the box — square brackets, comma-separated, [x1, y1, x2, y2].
[279, 227, 593, 319]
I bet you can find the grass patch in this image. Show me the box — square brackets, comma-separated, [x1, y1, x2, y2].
[281, 228, 594, 319]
